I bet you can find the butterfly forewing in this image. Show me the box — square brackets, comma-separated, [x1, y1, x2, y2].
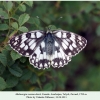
[53, 30, 87, 57]
[8, 30, 45, 57]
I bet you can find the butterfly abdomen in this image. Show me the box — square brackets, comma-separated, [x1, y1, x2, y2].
[44, 33, 55, 56]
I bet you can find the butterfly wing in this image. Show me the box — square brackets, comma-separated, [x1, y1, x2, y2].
[53, 30, 87, 57]
[51, 41, 72, 68]
[8, 30, 45, 57]
[29, 40, 51, 69]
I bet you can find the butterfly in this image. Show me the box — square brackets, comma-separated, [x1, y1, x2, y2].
[8, 29, 87, 69]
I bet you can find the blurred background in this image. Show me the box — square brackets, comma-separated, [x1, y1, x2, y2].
[0, 1, 100, 91]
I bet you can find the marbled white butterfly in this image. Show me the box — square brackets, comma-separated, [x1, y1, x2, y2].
[8, 29, 87, 69]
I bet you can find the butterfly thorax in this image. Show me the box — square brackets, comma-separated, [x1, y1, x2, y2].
[44, 32, 55, 55]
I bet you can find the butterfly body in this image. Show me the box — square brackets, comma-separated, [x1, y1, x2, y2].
[9, 30, 87, 69]
[44, 32, 55, 56]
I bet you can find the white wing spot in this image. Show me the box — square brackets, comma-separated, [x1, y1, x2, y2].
[55, 62, 58, 66]
[15, 37, 18, 40]
[24, 45, 28, 50]
[62, 42, 67, 49]
[69, 45, 73, 51]
[79, 42, 82, 45]
[39, 54, 43, 60]
[78, 36, 81, 40]
[40, 63, 43, 68]
[60, 61, 62, 65]
[63, 33, 66, 38]
[63, 40, 69, 46]
[36, 58, 38, 62]
[68, 52, 72, 56]
[43, 52, 46, 59]
[32, 60, 34, 63]
[21, 38, 27, 43]
[67, 56, 70, 60]
[30, 43, 36, 50]
[72, 43, 77, 48]
[66, 39, 70, 42]
[55, 32, 61, 38]
[14, 42, 17, 45]
[36, 32, 43, 38]
[20, 43, 25, 48]
[71, 34, 75, 39]
[31, 34, 35, 38]
[41, 41, 45, 48]
[26, 53, 29, 56]
[22, 34, 26, 39]
[55, 41, 59, 46]
[29, 40, 35, 46]
[44, 63, 48, 67]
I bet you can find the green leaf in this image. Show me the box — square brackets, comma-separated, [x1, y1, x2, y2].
[5, 45, 12, 51]
[84, 3, 94, 13]
[96, 2, 100, 9]
[42, 17, 50, 24]
[29, 73, 38, 84]
[47, 25, 57, 30]
[20, 57, 26, 63]
[6, 75, 18, 88]
[11, 22, 18, 29]
[0, 8, 8, 19]
[11, 50, 22, 60]
[20, 69, 32, 80]
[7, 52, 15, 67]
[0, 64, 5, 75]
[3, 1, 13, 11]
[0, 77, 7, 90]
[0, 53, 7, 66]
[43, 83, 53, 91]
[25, 1, 33, 7]
[18, 13, 30, 26]
[2, 49, 15, 66]
[0, 24, 9, 30]
[18, 26, 28, 32]
[96, 25, 100, 36]
[19, 4, 26, 12]
[66, 14, 73, 24]
[28, 17, 40, 26]
[9, 64, 23, 77]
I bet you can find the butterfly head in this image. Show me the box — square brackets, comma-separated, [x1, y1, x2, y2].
[46, 25, 54, 34]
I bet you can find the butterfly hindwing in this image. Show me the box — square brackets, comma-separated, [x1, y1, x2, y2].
[53, 30, 87, 57]
[29, 41, 51, 69]
[8, 30, 45, 57]
[51, 41, 72, 68]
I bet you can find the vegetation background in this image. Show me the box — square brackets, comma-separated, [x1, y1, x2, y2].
[0, 1, 100, 91]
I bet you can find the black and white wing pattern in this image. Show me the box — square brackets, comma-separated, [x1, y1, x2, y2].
[8, 30, 45, 57]
[53, 30, 87, 56]
[8, 29, 87, 69]
[51, 30, 87, 68]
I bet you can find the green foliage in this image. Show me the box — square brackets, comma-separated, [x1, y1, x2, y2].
[0, 77, 7, 90]
[0, 24, 9, 30]
[18, 13, 30, 26]
[96, 25, 100, 36]
[9, 63, 23, 77]
[11, 50, 22, 60]
[0, 1, 100, 91]
[0, 53, 7, 66]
